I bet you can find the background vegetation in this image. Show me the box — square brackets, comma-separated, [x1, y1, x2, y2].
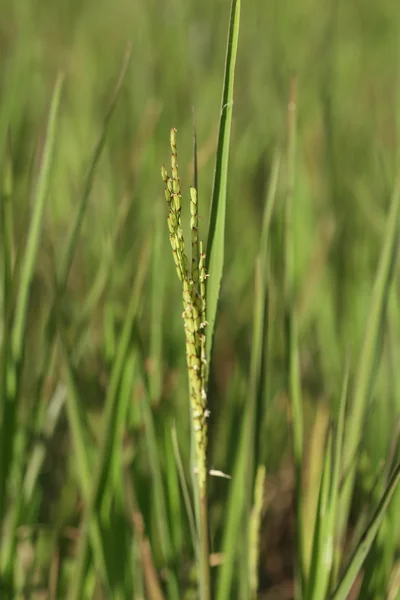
[1, 0, 400, 598]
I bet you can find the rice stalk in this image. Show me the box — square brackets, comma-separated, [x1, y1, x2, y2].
[161, 127, 210, 600]
[249, 465, 266, 598]
[161, 128, 209, 497]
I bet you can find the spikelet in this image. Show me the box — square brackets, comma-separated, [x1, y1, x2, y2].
[161, 128, 208, 494]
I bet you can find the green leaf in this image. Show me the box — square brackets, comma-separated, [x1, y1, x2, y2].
[284, 77, 305, 595]
[339, 169, 400, 541]
[12, 74, 64, 370]
[331, 461, 400, 600]
[0, 75, 63, 546]
[67, 245, 149, 600]
[205, 0, 241, 372]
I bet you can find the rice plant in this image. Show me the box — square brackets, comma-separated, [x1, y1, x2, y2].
[0, 0, 400, 598]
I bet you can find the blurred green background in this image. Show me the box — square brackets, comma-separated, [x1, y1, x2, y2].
[1, 0, 400, 597]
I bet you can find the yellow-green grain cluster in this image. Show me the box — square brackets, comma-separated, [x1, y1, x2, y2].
[161, 128, 208, 494]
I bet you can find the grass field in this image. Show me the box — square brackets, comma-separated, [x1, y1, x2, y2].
[1, 0, 400, 598]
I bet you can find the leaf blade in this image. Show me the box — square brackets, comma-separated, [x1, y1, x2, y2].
[205, 0, 241, 371]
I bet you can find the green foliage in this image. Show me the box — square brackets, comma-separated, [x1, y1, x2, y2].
[0, 0, 400, 599]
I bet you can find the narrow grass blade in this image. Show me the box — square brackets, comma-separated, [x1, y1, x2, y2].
[217, 257, 270, 598]
[60, 332, 110, 590]
[67, 246, 149, 600]
[216, 417, 249, 600]
[284, 77, 305, 595]
[302, 404, 330, 577]
[0, 75, 63, 533]
[11, 74, 63, 371]
[192, 107, 199, 195]
[205, 0, 241, 369]
[24, 383, 66, 500]
[388, 560, 400, 600]
[259, 150, 280, 272]
[0, 381, 66, 579]
[331, 461, 400, 600]
[75, 240, 113, 327]
[149, 205, 164, 404]
[259, 153, 280, 462]
[305, 351, 349, 599]
[249, 465, 266, 599]
[330, 359, 350, 587]
[339, 169, 400, 541]
[306, 428, 333, 600]
[163, 421, 183, 555]
[251, 149, 280, 464]
[104, 301, 117, 365]
[216, 136, 279, 600]
[108, 349, 136, 502]
[0, 130, 14, 322]
[60, 331, 95, 500]
[57, 43, 131, 288]
[355, 324, 400, 599]
[382, 292, 400, 593]
[171, 424, 197, 554]
[241, 257, 266, 598]
[133, 332, 180, 600]
[33, 44, 132, 433]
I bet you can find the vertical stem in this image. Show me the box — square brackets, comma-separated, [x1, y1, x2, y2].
[163, 129, 210, 599]
[199, 490, 211, 600]
[285, 75, 305, 596]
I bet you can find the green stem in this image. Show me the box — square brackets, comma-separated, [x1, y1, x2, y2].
[199, 490, 211, 600]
